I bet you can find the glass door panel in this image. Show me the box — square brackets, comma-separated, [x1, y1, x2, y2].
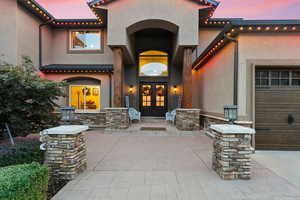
[140, 83, 168, 116]
[156, 85, 165, 107]
[142, 85, 152, 107]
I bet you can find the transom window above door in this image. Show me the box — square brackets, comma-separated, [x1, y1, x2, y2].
[139, 50, 168, 77]
[69, 30, 102, 52]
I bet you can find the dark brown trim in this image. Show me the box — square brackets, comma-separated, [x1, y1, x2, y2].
[66, 29, 104, 54]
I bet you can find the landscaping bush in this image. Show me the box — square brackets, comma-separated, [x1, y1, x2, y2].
[0, 163, 49, 200]
[0, 56, 64, 137]
[0, 137, 43, 167]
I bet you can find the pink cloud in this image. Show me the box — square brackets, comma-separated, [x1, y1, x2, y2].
[36, 0, 300, 19]
[214, 0, 300, 19]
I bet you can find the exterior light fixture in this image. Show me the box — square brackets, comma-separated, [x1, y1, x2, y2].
[60, 107, 75, 121]
[129, 85, 134, 94]
[224, 105, 238, 124]
[173, 85, 178, 94]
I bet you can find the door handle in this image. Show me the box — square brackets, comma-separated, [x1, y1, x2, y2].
[288, 114, 295, 125]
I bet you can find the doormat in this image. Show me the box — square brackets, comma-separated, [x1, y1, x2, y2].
[140, 127, 167, 131]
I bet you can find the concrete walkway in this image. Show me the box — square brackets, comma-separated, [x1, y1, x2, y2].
[53, 123, 300, 200]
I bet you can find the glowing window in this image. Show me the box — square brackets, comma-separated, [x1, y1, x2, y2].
[70, 31, 101, 50]
[156, 85, 165, 107]
[70, 85, 100, 112]
[142, 85, 152, 107]
[139, 51, 168, 76]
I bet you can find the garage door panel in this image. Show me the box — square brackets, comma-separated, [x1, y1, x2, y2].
[256, 134, 300, 149]
[255, 70, 300, 150]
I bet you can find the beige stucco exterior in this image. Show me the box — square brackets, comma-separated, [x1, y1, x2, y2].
[0, 0, 18, 65]
[103, 0, 202, 49]
[16, 4, 43, 66]
[49, 29, 113, 65]
[0, 0, 43, 66]
[198, 28, 222, 54]
[192, 42, 235, 116]
[238, 33, 300, 121]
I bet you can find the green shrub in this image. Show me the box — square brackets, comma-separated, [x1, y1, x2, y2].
[0, 163, 49, 200]
[0, 138, 43, 167]
[0, 56, 65, 137]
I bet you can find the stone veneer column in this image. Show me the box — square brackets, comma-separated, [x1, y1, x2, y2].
[105, 108, 129, 130]
[182, 48, 193, 108]
[113, 47, 124, 107]
[40, 125, 89, 180]
[210, 124, 256, 180]
[176, 109, 200, 131]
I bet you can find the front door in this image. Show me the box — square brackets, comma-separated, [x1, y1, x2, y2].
[140, 83, 168, 116]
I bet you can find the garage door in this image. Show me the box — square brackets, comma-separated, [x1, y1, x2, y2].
[255, 69, 300, 150]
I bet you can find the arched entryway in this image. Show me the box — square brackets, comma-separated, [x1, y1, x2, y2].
[124, 20, 181, 116]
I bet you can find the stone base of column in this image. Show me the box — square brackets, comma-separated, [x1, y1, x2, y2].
[210, 124, 255, 180]
[175, 109, 200, 131]
[105, 108, 129, 130]
[41, 125, 89, 180]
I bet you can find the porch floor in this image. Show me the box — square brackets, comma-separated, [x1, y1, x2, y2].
[53, 122, 300, 200]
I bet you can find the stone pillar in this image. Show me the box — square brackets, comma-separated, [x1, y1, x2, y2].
[176, 109, 200, 131]
[105, 108, 129, 130]
[113, 47, 124, 107]
[210, 124, 256, 180]
[40, 125, 89, 180]
[182, 48, 193, 108]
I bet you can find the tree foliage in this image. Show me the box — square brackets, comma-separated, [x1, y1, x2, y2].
[0, 56, 64, 136]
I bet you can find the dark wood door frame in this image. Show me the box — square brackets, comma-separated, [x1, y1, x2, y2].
[139, 82, 168, 117]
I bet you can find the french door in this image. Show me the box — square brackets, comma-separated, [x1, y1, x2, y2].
[140, 82, 168, 116]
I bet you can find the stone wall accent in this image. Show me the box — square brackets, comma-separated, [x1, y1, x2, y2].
[176, 109, 200, 131]
[40, 125, 89, 180]
[105, 108, 129, 130]
[57, 112, 106, 128]
[210, 124, 255, 180]
[74, 112, 106, 128]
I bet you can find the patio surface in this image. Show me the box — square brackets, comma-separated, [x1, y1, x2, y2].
[53, 121, 300, 200]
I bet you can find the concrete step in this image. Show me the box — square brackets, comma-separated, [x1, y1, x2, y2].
[140, 117, 165, 123]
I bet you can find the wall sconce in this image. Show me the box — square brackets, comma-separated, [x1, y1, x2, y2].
[224, 105, 238, 124]
[129, 85, 134, 94]
[173, 85, 178, 94]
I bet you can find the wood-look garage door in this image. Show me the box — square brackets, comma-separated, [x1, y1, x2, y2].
[255, 69, 300, 150]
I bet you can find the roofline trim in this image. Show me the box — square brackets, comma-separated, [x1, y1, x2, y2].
[193, 22, 300, 70]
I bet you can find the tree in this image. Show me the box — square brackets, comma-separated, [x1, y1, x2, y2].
[0, 56, 65, 137]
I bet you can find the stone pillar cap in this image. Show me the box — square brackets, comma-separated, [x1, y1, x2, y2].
[40, 125, 89, 135]
[104, 107, 128, 110]
[210, 124, 255, 135]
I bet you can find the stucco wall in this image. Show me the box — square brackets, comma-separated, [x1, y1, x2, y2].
[0, 0, 18, 65]
[42, 73, 111, 109]
[16, 4, 42, 67]
[238, 33, 300, 121]
[0, 0, 52, 67]
[192, 42, 235, 116]
[198, 28, 222, 54]
[42, 25, 53, 66]
[50, 29, 114, 65]
[105, 0, 200, 47]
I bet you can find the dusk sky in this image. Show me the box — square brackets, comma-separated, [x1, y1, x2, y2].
[37, 0, 300, 20]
